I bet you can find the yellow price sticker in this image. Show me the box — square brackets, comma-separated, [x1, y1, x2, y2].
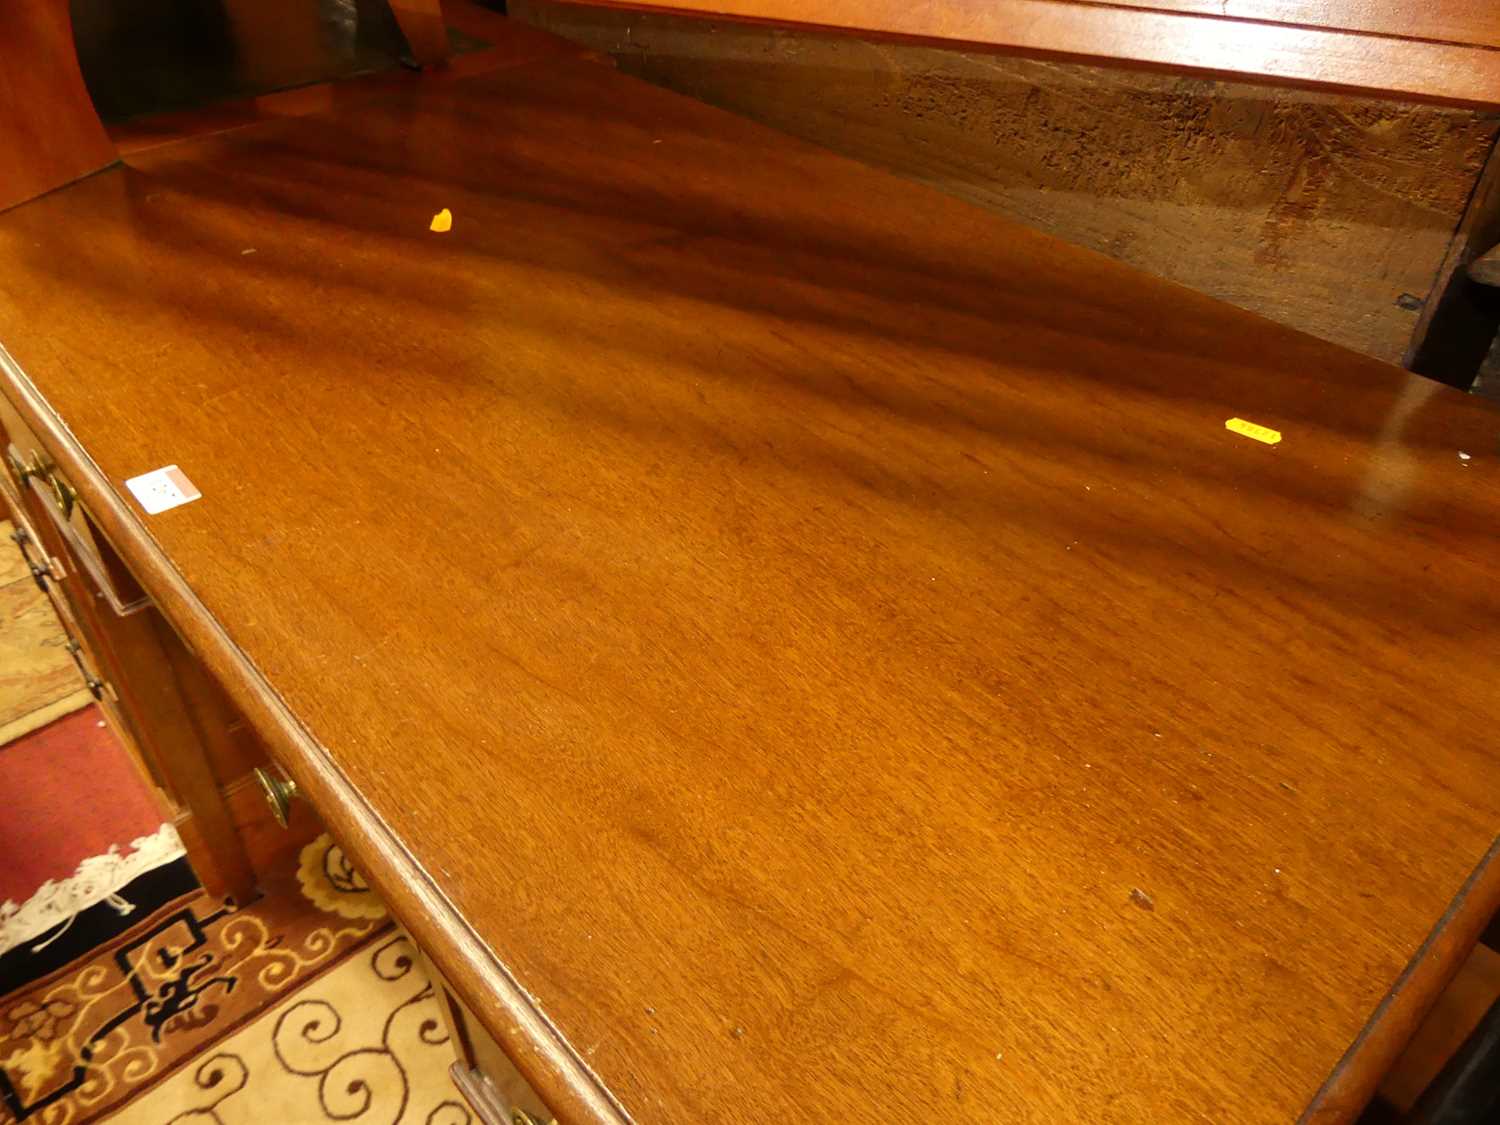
[1225, 417, 1281, 445]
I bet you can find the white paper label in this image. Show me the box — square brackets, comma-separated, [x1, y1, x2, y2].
[125, 465, 201, 515]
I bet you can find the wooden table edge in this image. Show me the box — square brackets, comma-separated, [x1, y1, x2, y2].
[1302, 833, 1500, 1122]
[0, 348, 633, 1125]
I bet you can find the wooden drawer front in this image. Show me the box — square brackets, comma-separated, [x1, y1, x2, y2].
[0, 392, 148, 615]
[1, 390, 315, 901]
[411, 941, 555, 1125]
[47, 586, 163, 800]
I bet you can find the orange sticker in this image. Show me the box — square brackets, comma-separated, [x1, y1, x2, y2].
[1225, 417, 1281, 445]
[429, 208, 453, 233]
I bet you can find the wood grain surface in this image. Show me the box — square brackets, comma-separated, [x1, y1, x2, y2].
[0, 0, 116, 211]
[553, 0, 1500, 106]
[512, 0, 1499, 368]
[0, 47, 1498, 1125]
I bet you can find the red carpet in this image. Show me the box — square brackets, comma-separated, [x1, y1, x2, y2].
[0, 706, 167, 905]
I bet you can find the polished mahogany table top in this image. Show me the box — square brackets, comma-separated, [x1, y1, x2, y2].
[0, 32, 1497, 1124]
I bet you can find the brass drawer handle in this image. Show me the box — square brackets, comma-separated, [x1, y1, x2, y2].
[12, 461, 150, 617]
[511, 1112, 554, 1125]
[8, 447, 77, 519]
[10, 527, 52, 592]
[253, 766, 299, 829]
[48, 471, 76, 520]
[6, 447, 42, 486]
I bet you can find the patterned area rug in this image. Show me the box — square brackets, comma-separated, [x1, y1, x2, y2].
[0, 859, 198, 1001]
[110, 932, 472, 1125]
[0, 520, 91, 745]
[1, 710, 181, 950]
[0, 834, 464, 1125]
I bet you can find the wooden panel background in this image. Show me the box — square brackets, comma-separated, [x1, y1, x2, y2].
[512, 0, 1500, 366]
[548, 0, 1500, 107]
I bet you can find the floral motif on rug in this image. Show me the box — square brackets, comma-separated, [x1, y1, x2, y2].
[110, 933, 471, 1125]
[0, 834, 389, 1124]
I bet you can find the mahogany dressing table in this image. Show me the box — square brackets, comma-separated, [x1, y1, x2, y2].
[0, 4, 1498, 1122]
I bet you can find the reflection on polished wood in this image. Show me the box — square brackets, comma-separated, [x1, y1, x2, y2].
[558, 0, 1500, 106]
[105, 1, 594, 155]
[70, 0, 410, 122]
[0, 35, 1497, 1125]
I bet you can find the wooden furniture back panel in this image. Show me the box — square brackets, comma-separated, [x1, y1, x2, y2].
[0, 55, 1497, 1124]
[512, 0, 1500, 369]
[556, 0, 1500, 105]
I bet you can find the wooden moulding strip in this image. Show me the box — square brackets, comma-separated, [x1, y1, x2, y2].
[555, 0, 1500, 108]
[1300, 834, 1500, 1121]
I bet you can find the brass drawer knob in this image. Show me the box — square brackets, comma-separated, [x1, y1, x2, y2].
[253, 766, 299, 829]
[7, 448, 76, 519]
[6, 448, 41, 485]
[48, 471, 77, 520]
